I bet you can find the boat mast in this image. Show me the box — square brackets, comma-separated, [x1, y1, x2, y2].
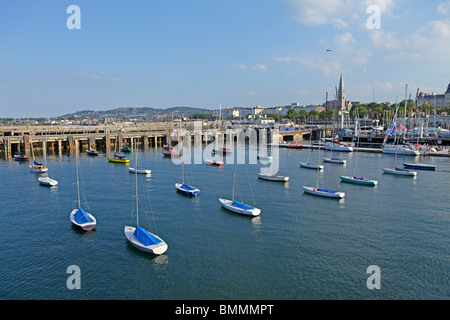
[232, 153, 236, 201]
[403, 84, 408, 142]
[134, 138, 139, 226]
[76, 151, 81, 208]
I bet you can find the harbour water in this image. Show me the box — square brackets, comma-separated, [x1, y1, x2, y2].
[0, 146, 448, 300]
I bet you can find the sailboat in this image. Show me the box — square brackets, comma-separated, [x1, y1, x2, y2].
[303, 129, 345, 198]
[175, 158, 200, 196]
[29, 139, 48, 172]
[300, 129, 324, 170]
[124, 140, 168, 255]
[86, 147, 99, 156]
[38, 176, 58, 186]
[107, 153, 130, 163]
[381, 85, 419, 156]
[219, 149, 261, 216]
[340, 117, 378, 186]
[382, 86, 417, 177]
[69, 151, 96, 231]
[128, 146, 151, 174]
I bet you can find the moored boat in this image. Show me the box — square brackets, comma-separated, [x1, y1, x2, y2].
[382, 167, 417, 176]
[403, 163, 436, 171]
[175, 183, 200, 196]
[70, 208, 96, 231]
[300, 162, 324, 170]
[38, 176, 58, 186]
[302, 186, 345, 198]
[219, 198, 261, 216]
[340, 175, 377, 186]
[323, 157, 346, 164]
[86, 147, 99, 156]
[107, 153, 130, 163]
[128, 167, 151, 174]
[205, 159, 224, 166]
[257, 173, 289, 182]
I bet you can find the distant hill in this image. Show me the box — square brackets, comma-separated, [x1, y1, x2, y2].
[61, 106, 214, 119]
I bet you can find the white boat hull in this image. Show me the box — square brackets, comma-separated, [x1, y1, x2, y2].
[128, 167, 151, 174]
[29, 165, 48, 173]
[324, 145, 353, 152]
[257, 173, 289, 182]
[175, 183, 200, 196]
[382, 146, 420, 156]
[205, 159, 223, 166]
[300, 162, 324, 170]
[38, 177, 58, 186]
[323, 157, 346, 164]
[124, 226, 168, 255]
[219, 198, 261, 216]
[70, 208, 97, 231]
[302, 186, 345, 198]
[382, 167, 416, 176]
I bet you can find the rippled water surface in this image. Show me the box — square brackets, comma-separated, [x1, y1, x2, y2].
[0, 146, 448, 300]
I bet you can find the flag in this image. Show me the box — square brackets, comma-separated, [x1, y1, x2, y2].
[388, 121, 396, 136]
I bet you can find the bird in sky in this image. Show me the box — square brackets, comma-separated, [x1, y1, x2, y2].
[326, 49, 332, 52]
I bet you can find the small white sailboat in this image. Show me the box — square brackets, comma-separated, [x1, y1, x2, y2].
[303, 119, 345, 199]
[128, 167, 151, 174]
[125, 139, 167, 255]
[302, 186, 345, 198]
[220, 149, 261, 216]
[382, 167, 417, 176]
[323, 157, 346, 164]
[29, 160, 48, 173]
[299, 162, 324, 170]
[219, 198, 261, 216]
[86, 147, 99, 156]
[300, 128, 324, 170]
[175, 158, 200, 196]
[382, 86, 417, 177]
[38, 176, 58, 186]
[205, 159, 224, 166]
[70, 151, 96, 231]
[257, 173, 289, 182]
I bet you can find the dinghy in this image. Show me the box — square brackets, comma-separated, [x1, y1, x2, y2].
[70, 208, 96, 231]
[38, 176, 58, 186]
[128, 167, 151, 174]
[300, 162, 324, 170]
[175, 183, 200, 196]
[70, 151, 96, 231]
[382, 167, 416, 176]
[107, 153, 130, 163]
[323, 157, 346, 164]
[302, 186, 345, 198]
[219, 198, 261, 216]
[257, 173, 289, 182]
[403, 163, 436, 171]
[125, 139, 167, 255]
[340, 175, 377, 186]
[205, 159, 223, 166]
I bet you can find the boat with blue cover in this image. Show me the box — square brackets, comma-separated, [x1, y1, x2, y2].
[107, 153, 130, 163]
[403, 163, 436, 171]
[125, 139, 167, 255]
[175, 183, 200, 196]
[219, 198, 261, 216]
[70, 151, 96, 231]
[302, 186, 345, 198]
[340, 175, 378, 186]
[70, 208, 96, 231]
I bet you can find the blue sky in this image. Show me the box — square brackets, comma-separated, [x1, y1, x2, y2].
[1, 0, 450, 118]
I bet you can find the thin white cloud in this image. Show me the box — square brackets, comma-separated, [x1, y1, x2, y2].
[273, 55, 342, 76]
[73, 72, 122, 81]
[232, 63, 269, 71]
[438, 1, 450, 14]
[281, 0, 396, 27]
[369, 19, 450, 60]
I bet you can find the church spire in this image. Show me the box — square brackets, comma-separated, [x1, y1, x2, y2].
[338, 74, 346, 110]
